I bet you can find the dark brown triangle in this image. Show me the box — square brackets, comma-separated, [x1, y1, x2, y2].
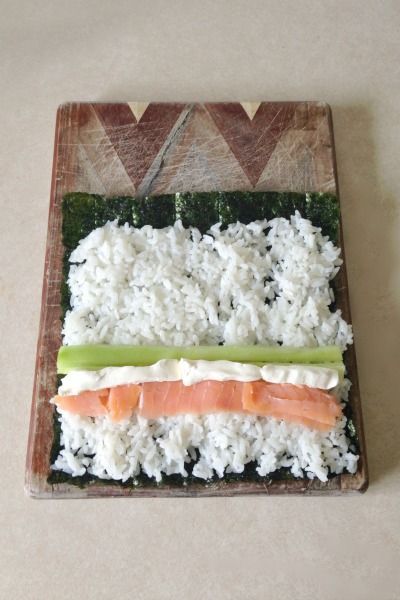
[93, 103, 184, 188]
[205, 102, 297, 186]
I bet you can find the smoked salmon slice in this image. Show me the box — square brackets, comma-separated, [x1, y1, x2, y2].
[242, 381, 341, 431]
[53, 384, 141, 421]
[53, 388, 110, 417]
[139, 380, 243, 418]
[53, 380, 341, 431]
[108, 384, 141, 422]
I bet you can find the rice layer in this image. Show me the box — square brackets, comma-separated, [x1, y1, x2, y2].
[63, 215, 352, 349]
[54, 215, 358, 483]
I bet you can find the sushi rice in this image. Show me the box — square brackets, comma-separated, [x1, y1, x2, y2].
[53, 213, 358, 483]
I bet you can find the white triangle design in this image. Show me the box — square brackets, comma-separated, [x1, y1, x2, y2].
[241, 102, 261, 121]
[128, 102, 150, 122]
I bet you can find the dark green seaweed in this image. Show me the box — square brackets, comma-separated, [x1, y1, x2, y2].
[62, 191, 340, 252]
[218, 191, 265, 225]
[132, 194, 176, 229]
[305, 192, 340, 243]
[102, 196, 136, 226]
[176, 192, 220, 232]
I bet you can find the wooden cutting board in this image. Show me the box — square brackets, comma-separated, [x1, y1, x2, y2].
[25, 101, 368, 497]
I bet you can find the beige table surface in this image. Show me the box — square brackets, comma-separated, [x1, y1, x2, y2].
[1, 1, 399, 598]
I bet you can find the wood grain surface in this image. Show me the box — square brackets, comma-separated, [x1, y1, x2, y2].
[25, 101, 368, 498]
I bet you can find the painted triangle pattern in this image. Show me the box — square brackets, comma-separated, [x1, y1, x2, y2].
[59, 101, 336, 196]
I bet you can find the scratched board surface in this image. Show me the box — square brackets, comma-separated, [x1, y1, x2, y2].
[26, 102, 368, 497]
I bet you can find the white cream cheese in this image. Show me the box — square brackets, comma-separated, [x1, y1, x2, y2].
[180, 360, 261, 385]
[58, 360, 181, 396]
[58, 359, 339, 396]
[260, 364, 339, 389]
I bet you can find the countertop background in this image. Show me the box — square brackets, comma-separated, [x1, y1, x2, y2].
[1, 1, 399, 598]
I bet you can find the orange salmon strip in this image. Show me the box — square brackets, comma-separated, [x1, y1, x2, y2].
[53, 385, 140, 421]
[139, 380, 243, 419]
[242, 381, 342, 431]
[53, 389, 110, 417]
[108, 384, 141, 422]
[53, 380, 342, 431]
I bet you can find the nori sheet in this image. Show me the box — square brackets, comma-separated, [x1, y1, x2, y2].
[50, 190, 357, 489]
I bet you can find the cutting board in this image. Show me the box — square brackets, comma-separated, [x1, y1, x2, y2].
[25, 101, 368, 497]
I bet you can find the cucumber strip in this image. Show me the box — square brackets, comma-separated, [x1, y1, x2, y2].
[57, 344, 343, 374]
